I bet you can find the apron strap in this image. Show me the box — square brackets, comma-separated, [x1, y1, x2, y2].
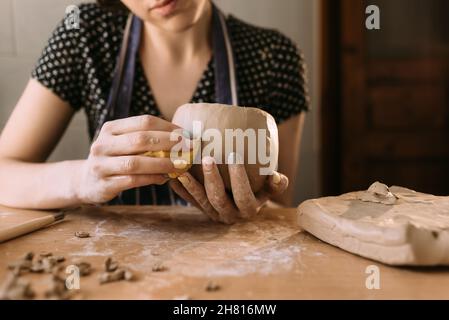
[114, 16, 142, 119]
[94, 13, 141, 140]
[212, 3, 238, 105]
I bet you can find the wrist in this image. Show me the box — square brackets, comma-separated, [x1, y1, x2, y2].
[68, 160, 85, 204]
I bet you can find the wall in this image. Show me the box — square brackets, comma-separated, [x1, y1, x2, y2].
[0, 0, 90, 161]
[0, 0, 321, 203]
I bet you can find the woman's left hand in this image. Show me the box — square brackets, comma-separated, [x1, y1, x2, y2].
[169, 156, 289, 224]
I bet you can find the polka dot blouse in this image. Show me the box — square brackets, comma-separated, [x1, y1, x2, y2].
[31, 3, 309, 140]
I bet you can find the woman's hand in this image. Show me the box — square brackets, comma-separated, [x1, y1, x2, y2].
[74, 115, 188, 204]
[169, 155, 289, 224]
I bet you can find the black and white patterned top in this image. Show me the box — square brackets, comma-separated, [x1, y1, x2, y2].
[31, 2, 309, 140]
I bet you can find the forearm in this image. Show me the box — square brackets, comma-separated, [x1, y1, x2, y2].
[0, 158, 83, 209]
[274, 113, 306, 206]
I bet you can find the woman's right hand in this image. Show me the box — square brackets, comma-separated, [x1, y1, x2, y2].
[74, 115, 188, 204]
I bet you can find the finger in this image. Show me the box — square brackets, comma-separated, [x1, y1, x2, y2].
[253, 190, 271, 208]
[177, 172, 220, 222]
[102, 115, 180, 135]
[253, 172, 289, 207]
[202, 156, 238, 224]
[94, 156, 185, 176]
[93, 131, 192, 156]
[104, 174, 169, 195]
[265, 172, 289, 196]
[228, 153, 260, 219]
[168, 179, 201, 209]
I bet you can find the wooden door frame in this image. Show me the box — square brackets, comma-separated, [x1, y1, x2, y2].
[319, 0, 367, 195]
[319, 0, 342, 196]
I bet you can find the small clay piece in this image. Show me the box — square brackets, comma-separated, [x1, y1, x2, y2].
[42, 260, 56, 274]
[75, 262, 92, 276]
[151, 262, 167, 272]
[99, 269, 125, 284]
[0, 273, 35, 300]
[32, 254, 65, 273]
[105, 257, 118, 272]
[99, 257, 134, 284]
[75, 231, 90, 238]
[123, 269, 134, 281]
[8, 252, 66, 275]
[7, 260, 32, 274]
[358, 181, 397, 205]
[39, 252, 53, 258]
[24, 252, 34, 261]
[205, 281, 221, 292]
[2, 252, 71, 300]
[41, 257, 57, 273]
[7, 253, 34, 274]
[45, 274, 72, 300]
[30, 261, 45, 273]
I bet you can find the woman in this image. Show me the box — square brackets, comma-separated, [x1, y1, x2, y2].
[0, 0, 308, 224]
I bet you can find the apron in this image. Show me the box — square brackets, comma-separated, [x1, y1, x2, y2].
[95, 3, 238, 205]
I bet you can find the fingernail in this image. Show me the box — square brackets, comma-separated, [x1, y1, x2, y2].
[272, 172, 281, 185]
[173, 159, 188, 170]
[178, 175, 190, 186]
[182, 130, 192, 139]
[202, 156, 215, 171]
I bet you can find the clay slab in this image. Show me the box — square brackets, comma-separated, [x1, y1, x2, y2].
[297, 186, 449, 266]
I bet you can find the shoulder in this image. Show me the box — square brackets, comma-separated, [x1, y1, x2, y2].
[43, 2, 127, 68]
[226, 15, 303, 61]
[225, 15, 309, 118]
[48, 3, 127, 52]
[76, 3, 127, 31]
[75, 3, 127, 44]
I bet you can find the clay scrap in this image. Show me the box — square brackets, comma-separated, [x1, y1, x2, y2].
[358, 181, 397, 205]
[0, 272, 35, 300]
[75, 262, 92, 276]
[105, 257, 118, 272]
[1, 252, 90, 300]
[205, 281, 221, 292]
[99, 257, 134, 284]
[151, 262, 168, 272]
[75, 231, 90, 238]
[297, 183, 449, 266]
[45, 274, 72, 300]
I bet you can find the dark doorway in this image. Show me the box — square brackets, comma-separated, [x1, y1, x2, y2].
[320, 0, 449, 195]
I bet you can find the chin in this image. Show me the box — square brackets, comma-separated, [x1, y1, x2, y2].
[147, 10, 200, 32]
[123, 0, 208, 32]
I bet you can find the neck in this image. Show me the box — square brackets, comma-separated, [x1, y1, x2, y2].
[141, 1, 212, 64]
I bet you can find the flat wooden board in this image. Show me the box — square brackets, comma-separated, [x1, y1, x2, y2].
[0, 205, 448, 299]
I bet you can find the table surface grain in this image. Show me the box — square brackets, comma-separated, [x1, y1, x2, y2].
[0, 205, 448, 299]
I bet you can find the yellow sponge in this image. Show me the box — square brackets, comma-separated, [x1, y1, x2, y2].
[142, 149, 196, 178]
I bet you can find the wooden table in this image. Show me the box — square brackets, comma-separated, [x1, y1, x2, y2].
[1, 205, 448, 299]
